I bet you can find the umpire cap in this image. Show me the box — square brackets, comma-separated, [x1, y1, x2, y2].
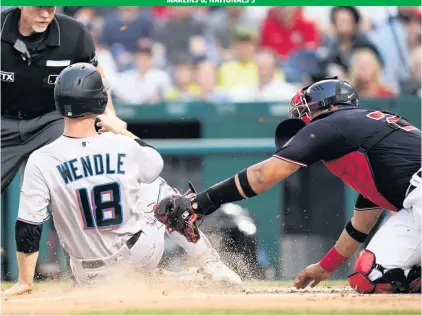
[54, 62, 109, 118]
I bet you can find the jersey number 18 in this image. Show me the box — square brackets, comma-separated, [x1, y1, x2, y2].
[76, 182, 123, 229]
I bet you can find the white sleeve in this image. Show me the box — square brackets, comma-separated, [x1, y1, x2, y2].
[17, 154, 50, 224]
[134, 140, 164, 184]
[138, 177, 176, 205]
[156, 177, 176, 202]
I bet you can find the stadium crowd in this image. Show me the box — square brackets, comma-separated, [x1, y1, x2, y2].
[3, 6, 421, 104]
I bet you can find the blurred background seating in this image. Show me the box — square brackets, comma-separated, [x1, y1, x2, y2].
[6, 5, 415, 106]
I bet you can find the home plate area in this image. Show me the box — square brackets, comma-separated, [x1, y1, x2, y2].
[2, 278, 420, 315]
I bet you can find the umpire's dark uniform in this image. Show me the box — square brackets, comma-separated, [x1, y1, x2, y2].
[1, 7, 98, 192]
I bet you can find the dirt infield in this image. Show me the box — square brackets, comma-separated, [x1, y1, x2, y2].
[2, 278, 421, 315]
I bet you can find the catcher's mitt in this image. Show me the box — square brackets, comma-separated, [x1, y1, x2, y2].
[153, 182, 202, 243]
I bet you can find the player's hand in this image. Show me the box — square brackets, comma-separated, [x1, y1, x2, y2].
[2, 282, 33, 299]
[97, 108, 127, 132]
[96, 114, 126, 134]
[294, 263, 330, 289]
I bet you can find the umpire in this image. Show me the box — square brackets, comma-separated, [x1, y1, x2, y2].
[1, 6, 126, 192]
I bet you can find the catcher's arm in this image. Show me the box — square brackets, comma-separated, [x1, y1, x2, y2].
[330, 207, 383, 258]
[317, 195, 383, 272]
[294, 204, 383, 289]
[193, 157, 300, 215]
[153, 158, 298, 243]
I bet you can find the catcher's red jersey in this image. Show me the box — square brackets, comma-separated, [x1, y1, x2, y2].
[274, 107, 421, 211]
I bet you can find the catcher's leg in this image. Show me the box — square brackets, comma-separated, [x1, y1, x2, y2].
[348, 181, 421, 294]
[166, 229, 242, 285]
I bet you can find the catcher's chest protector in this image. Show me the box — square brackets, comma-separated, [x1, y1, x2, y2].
[323, 116, 405, 212]
[323, 151, 397, 211]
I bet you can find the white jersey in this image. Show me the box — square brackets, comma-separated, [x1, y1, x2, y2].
[17, 133, 164, 260]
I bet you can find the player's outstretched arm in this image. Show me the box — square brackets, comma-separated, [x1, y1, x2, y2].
[2, 154, 50, 299]
[2, 221, 43, 299]
[294, 207, 383, 289]
[95, 116, 136, 139]
[193, 157, 301, 216]
[96, 66, 127, 130]
[2, 252, 39, 298]
[78, 20, 126, 129]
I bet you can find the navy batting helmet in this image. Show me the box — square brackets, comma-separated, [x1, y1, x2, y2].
[289, 78, 359, 120]
[54, 62, 109, 118]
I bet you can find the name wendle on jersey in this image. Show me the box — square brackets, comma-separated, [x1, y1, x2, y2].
[56, 153, 126, 184]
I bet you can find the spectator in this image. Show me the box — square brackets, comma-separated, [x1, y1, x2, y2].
[369, 6, 421, 93]
[153, 7, 207, 65]
[151, 6, 170, 22]
[318, 7, 373, 78]
[228, 50, 296, 102]
[195, 60, 230, 103]
[302, 6, 395, 36]
[400, 45, 421, 96]
[254, 51, 298, 102]
[68, 6, 116, 18]
[405, 8, 422, 51]
[349, 46, 395, 98]
[166, 55, 200, 102]
[73, 7, 96, 25]
[113, 45, 172, 105]
[218, 31, 259, 95]
[100, 7, 154, 52]
[85, 18, 120, 89]
[260, 7, 320, 60]
[207, 7, 260, 51]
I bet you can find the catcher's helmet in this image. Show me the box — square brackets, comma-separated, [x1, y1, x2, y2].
[289, 78, 359, 120]
[54, 62, 109, 118]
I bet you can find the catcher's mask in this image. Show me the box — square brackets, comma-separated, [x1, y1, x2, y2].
[289, 77, 359, 122]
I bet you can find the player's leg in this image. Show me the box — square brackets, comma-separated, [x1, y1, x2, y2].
[348, 172, 421, 293]
[1, 117, 27, 192]
[127, 214, 166, 271]
[165, 229, 242, 284]
[69, 257, 114, 285]
[136, 177, 241, 284]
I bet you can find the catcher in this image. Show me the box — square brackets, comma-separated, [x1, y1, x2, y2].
[154, 78, 421, 294]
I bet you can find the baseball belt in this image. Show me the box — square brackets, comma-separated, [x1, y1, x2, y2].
[81, 229, 143, 269]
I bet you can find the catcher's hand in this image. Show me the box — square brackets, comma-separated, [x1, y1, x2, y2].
[153, 182, 202, 243]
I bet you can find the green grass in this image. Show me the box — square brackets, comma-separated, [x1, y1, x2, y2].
[79, 309, 421, 315]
